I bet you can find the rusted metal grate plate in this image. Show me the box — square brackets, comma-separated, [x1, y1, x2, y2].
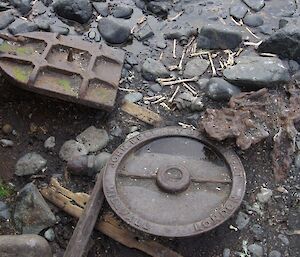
[103, 127, 246, 237]
[0, 32, 125, 110]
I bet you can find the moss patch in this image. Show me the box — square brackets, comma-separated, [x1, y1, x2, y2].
[0, 180, 12, 198]
[58, 78, 73, 92]
[12, 66, 32, 83]
[0, 42, 34, 56]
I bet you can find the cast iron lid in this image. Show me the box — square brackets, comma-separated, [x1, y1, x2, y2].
[103, 127, 246, 237]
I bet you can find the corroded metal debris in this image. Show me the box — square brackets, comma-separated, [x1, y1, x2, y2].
[0, 32, 124, 110]
[200, 86, 300, 181]
[103, 127, 246, 237]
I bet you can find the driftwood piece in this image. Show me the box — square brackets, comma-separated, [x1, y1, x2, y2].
[121, 101, 163, 126]
[40, 179, 182, 257]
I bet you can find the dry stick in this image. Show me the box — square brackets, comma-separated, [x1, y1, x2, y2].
[259, 52, 278, 57]
[168, 11, 184, 21]
[182, 82, 197, 95]
[178, 48, 186, 70]
[208, 52, 217, 76]
[173, 39, 177, 58]
[160, 102, 171, 110]
[41, 188, 182, 257]
[156, 77, 176, 83]
[151, 96, 166, 104]
[245, 27, 260, 39]
[160, 76, 198, 86]
[169, 85, 180, 103]
[230, 16, 242, 26]
[159, 51, 164, 60]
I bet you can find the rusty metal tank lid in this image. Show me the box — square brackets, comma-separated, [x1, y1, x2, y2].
[103, 127, 246, 237]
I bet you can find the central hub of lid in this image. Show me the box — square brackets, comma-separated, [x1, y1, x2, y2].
[156, 165, 191, 193]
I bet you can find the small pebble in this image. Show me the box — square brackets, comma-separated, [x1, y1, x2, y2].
[2, 124, 13, 135]
[44, 228, 55, 242]
[44, 136, 55, 149]
[269, 250, 281, 257]
[223, 248, 230, 257]
[0, 139, 14, 147]
[257, 187, 273, 203]
[278, 234, 289, 245]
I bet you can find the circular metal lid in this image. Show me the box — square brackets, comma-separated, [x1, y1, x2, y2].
[103, 127, 246, 237]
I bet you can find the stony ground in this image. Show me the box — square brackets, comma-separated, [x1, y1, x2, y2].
[0, 0, 300, 257]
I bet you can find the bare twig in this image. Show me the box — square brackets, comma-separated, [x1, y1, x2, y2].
[151, 96, 166, 104]
[168, 11, 184, 21]
[159, 77, 198, 86]
[259, 53, 278, 57]
[182, 82, 197, 95]
[169, 85, 180, 103]
[245, 27, 260, 39]
[208, 52, 217, 76]
[173, 39, 177, 58]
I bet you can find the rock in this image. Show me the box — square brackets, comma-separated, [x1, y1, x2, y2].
[0, 139, 14, 147]
[278, 234, 289, 245]
[235, 211, 250, 230]
[229, 3, 248, 20]
[112, 5, 133, 19]
[37, 20, 51, 31]
[124, 92, 143, 103]
[8, 19, 38, 35]
[256, 187, 273, 203]
[44, 136, 55, 149]
[243, 14, 264, 27]
[76, 126, 109, 153]
[257, 24, 300, 62]
[0, 201, 10, 220]
[142, 58, 169, 81]
[94, 152, 111, 171]
[197, 25, 242, 50]
[223, 248, 231, 257]
[0, 235, 52, 257]
[44, 228, 55, 241]
[196, 78, 210, 89]
[125, 131, 140, 141]
[134, 22, 154, 41]
[289, 60, 299, 73]
[15, 152, 47, 176]
[59, 140, 88, 161]
[248, 244, 264, 257]
[150, 83, 162, 92]
[269, 250, 282, 257]
[50, 25, 69, 35]
[250, 224, 264, 241]
[2, 124, 13, 135]
[98, 18, 131, 44]
[242, 0, 265, 12]
[183, 58, 210, 78]
[14, 183, 56, 234]
[259, 24, 275, 35]
[206, 78, 241, 101]
[10, 0, 32, 15]
[53, 0, 93, 24]
[0, 10, 15, 30]
[93, 2, 109, 17]
[223, 56, 290, 88]
[174, 92, 204, 111]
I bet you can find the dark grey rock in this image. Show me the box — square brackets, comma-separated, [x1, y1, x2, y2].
[150, 83, 162, 92]
[229, 3, 248, 19]
[8, 19, 38, 35]
[206, 78, 240, 101]
[112, 5, 133, 19]
[53, 0, 93, 24]
[37, 20, 51, 31]
[174, 92, 204, 111]
[156, 40, 167, 49]
[0, 235, 52, 257]
[223, 56, 290, 88]
[44, 228, 55, 242]
[59, 140, 88, 161]
[93, 2, 108, 17]
[183, 58, 209, 78]
[196, 78, 210, 89]
[235, 211, 250, 230]
[289, 60, 299, 73]
[10, 0, 32, 15]
[134, 22, 154, 41]
[0, 10, 15, 30]
[242, 0, 265, 12]
[248, 244, 264, 257]
[269, 250, 282, 257]
[98, 18, 131, 44]
[243, 14, 264, 27]
[197, 25, 242, 50]
[44, 136, 55, 149]
[278, 234, 289, 245]
[0, 201, 10, 220]
[14, 183, 56, 234]
[124, 92, 143, 103]
[142, 58, 169, 81]
[125, 53, 138, 66]
[15, 152, 47, 176]
[41, 0, 52, 7]
[250, 224, 264, 241]
[147, 1, 170, 17]
[259, 24, 275, 35]
[258, 24, 300, 62]
[50, 25, 69, 35]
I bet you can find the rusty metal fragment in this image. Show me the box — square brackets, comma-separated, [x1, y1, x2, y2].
[200, 86, 300, 181]
[0, 32, 124, 110]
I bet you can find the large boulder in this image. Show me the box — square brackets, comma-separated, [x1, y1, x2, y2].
[52, 0, 93, 24]
[257, 24, 300, 62]
[223, 56, 290, 88]
[197, 25, 242, 50]
[14, 183, 56, 234]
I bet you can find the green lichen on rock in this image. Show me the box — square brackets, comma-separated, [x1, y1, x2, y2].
[0, 42, 33, 56]
[0, 180, 12, 198]
[57, 78, 74, 93]
[12, 66, 31, 83]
